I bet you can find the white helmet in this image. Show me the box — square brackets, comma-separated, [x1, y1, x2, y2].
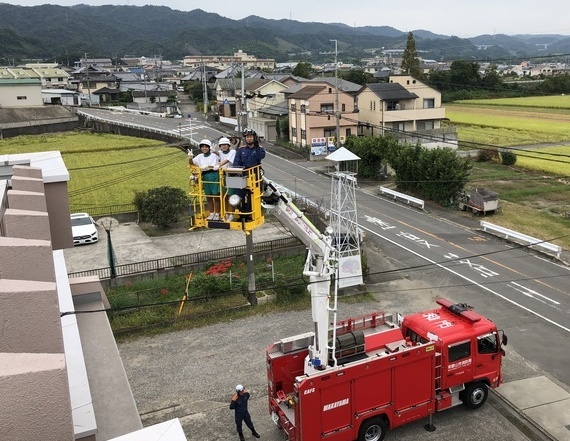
[219, 137, 231, 146]
[236, 384, 244, 392]
[199, 139, 212, 148]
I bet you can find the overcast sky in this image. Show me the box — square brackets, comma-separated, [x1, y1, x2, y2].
[6, 0, 570, 38]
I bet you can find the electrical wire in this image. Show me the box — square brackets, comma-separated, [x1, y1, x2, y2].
[68, 150, 183, 199]
[60, 231, 569, 317]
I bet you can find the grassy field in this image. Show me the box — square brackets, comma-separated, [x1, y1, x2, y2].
[454, 95, 570, 109]
[446, 102, 570, 147]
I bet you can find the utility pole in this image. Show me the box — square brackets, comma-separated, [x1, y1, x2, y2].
[84, 52, 91, 106]
[202, 62, 208, 116]
[143, 60, 148, 104]
[241, 62, 246, 130]
[330, 39, 340, 149]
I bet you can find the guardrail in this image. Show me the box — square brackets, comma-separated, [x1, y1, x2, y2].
[480, 221, 562, 259]
[379, 186, 425, 210]
[76, 110, 185, 140]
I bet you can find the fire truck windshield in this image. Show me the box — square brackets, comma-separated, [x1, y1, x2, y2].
[477, 333, 498, 354]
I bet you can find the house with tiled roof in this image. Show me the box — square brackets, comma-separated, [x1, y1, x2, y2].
[285, 79, 360, 155]
[357, 75, 456, 148]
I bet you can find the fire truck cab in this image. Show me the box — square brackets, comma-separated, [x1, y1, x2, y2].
[401, 298, 507, 411]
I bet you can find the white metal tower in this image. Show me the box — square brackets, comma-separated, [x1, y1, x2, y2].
[326, 147, 363, 289]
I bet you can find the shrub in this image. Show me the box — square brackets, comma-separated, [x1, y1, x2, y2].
[137, 186, 190, 228]
[477, 148, 499, 162]
[133, 190, 148, 220]
[501, 151, 517, 165]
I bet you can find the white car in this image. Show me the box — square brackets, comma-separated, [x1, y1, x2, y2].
[71, 213, 99, 245]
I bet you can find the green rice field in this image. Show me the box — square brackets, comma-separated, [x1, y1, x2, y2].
[455, 95, 570, 109]
[446, 101, 570, 147]
[0, 132, 188, 211]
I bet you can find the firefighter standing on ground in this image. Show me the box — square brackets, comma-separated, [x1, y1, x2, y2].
[229, 384, 260, 440]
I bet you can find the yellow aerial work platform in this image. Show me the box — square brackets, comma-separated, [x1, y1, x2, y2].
[188, 164, 264, 231]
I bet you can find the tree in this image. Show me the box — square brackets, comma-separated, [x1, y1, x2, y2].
[449, 60, 481, 90]
[344, 136, 398, 179]
[501, 151, 517, 166]
[401, 32, 421, 77]
[136, 186, 190, 228]
[341, 70, 375, 86]
[386, 143, 472, 205]
[277, 116, 289, 141]
[481, 64, 503, 92]
[293, 61, 313, 78]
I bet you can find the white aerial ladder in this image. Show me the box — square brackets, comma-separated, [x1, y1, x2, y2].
[262, 178, 340, 372]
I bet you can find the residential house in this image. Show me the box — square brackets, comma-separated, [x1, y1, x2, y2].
[285, 79, 360, 156]
[214, 77, 266, 120]
[214, 77, 289, 139]
[74, 57, 114, 70]
[357, 75, 456, 149]
[243, 79, 288, 142]
[25, 64, 71, 89]
[0, 155, 186, 441]
[69, 66, 120, 106]
[249, 72, 304, 88]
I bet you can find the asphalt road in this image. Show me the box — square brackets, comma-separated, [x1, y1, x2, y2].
[259, 155, 570, 390]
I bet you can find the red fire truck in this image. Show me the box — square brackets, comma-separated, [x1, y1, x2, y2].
[262, 180, 508, 441]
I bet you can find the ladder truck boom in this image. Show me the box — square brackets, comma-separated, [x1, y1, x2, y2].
[262, 177, 337, 371]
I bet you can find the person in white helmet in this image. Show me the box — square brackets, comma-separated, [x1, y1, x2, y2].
[229, 384, 260, 440]
[192, 139, 220, 221]
[215, 137, 237, 221]
[216, 137, 236, 170]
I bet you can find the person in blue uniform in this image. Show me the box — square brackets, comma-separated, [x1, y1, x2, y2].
[233, 128, 265, 220]
[233, 128, 265, 169]
[229, 384, 260, 440]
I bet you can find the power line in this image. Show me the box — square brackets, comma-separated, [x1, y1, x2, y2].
[68, 150, 183, 199]
[60, 231, 569, 317]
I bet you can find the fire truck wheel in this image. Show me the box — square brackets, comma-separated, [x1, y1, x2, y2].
[358, 417, 387, 441]
[461, 382, 488, 409]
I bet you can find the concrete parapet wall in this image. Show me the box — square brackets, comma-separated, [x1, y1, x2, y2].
[10, 175, 45, 193]
[0, 237, 55, 282]
[4, 209, 51, 241]
[12, 165, 43, 179]
[7, 189, 47, 212]
[0, 353, 74, 441]
[0, 279, 63, 353]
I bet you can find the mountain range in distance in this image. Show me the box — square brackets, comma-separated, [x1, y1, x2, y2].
[0, 4, 568, 63]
